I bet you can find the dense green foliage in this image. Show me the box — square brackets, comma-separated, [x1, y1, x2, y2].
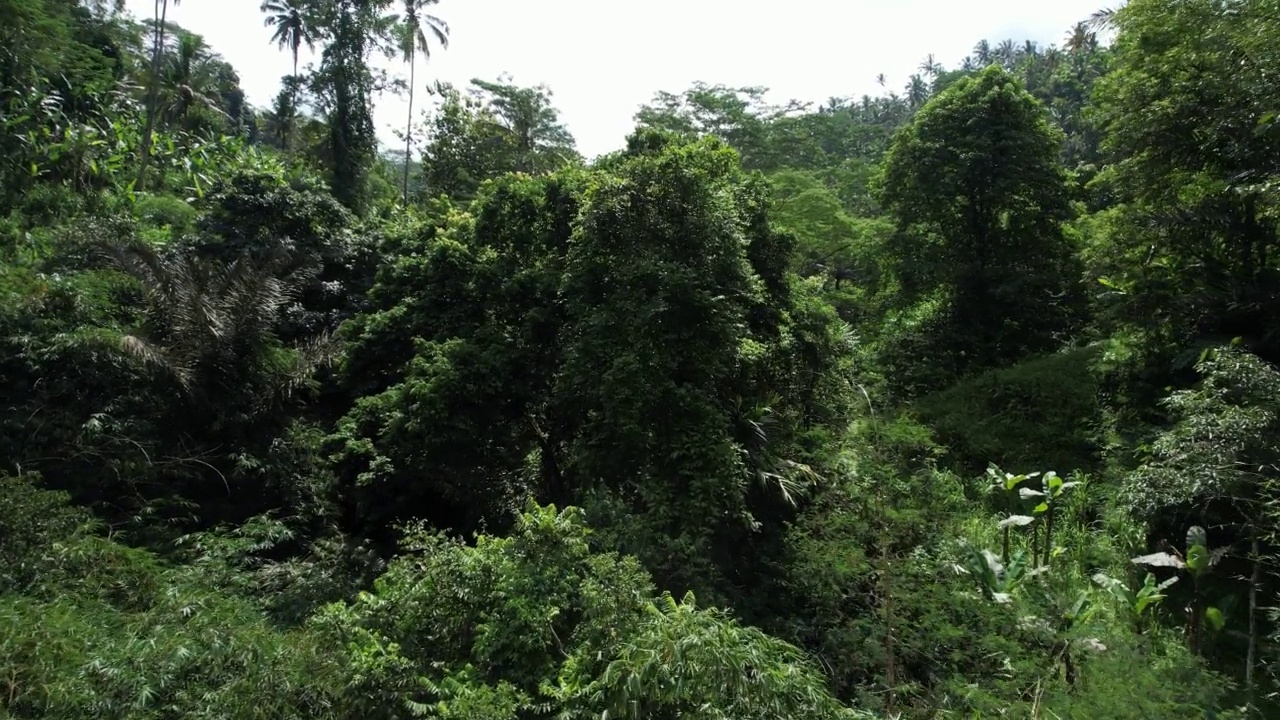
[4, 0, 1280, 718]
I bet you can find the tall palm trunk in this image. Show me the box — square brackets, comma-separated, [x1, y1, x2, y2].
[286, 52, 299, 151]
[402, 46, 415, 206]
[136, 0, 172, 191]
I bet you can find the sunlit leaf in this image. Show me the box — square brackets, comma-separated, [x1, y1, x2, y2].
[1131, 552, 1185, 569]
[998, 515, 1036, 528]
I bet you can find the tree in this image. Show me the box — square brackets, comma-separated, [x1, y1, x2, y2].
[395, 0, 448, 205]
[1064, 21, 1095, 54]
[634, 83, 805, 170]
[136, 0, 183, 190]
[919, 53, 941, 78]
[416, 84, 507, 201]
[1090, 0, 1280, 366]
[766, 169, 891, 295]
[155, 31, 229, 129]
[557, 132, 839, 599]
[105, 243, 324, 410]
[262, 0, 316, 152]
[1122, 346, 1280, 712]
[876, 65, 1084, 393]
[265, 75, 303, 150]
[904, 74, 929, 110]
[261, 0, 315, 80]
[470, 76, 576, 173]
[307, 0, 396, 213]
[417, 77, 578, 202]
[1088, 5, 1121, 31]
[973, 39, 992, 65]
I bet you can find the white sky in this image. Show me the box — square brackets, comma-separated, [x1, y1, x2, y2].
[123, 0, 1105, 159]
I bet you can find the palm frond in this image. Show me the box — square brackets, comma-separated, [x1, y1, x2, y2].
[99, 239, 320, 415]
[1087, 6, 1120, 30]
[281, 331, 343, 396]
[119, 333, 196, 391]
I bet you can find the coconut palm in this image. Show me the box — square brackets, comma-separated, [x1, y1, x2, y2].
[905, 74, 929, 110]
[261, 0, 315, 81]
[1064, 22, 1095, 54]
[1042, 46, 1064, 72]
[266, 76, 302, 150]
[919, 53, 941, 79]
[156, 31, 229, 127]
[996, 39, 1018, 69]
[395, 0, 449, 205]
[972, 39, 992, 66]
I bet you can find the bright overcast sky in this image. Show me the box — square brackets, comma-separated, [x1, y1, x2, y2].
[122, 0, 1106, 159]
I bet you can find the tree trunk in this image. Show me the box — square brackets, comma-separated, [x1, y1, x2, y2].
[286, 55, 299, 152]
[881, 558, 897, 716]
[1246, 527, 1260, 717]
[136, 0, 170, 192]
[402, 49, 415, 207]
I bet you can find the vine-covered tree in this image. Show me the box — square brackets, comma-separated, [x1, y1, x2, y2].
[876, 65, 1085, 395]
[307, 0, 395, 213]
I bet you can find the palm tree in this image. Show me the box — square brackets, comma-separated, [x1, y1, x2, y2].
[882, 92, 906, 125]
[266, 77, 302, 150]
[1042, 46, 1064, 73]
[996, 39, 1018, 69]
[137, 0, 182, 190]
[156, 31, 229, 127]
[973, 39, 992, 66]
[919, 53, 941, 79]
[858, 94, 874, 119]
[1064, 22, 1095, 54]
[396, 0, 449, 205]
[103, 240, 338, 420]
[905, 75, 929, 110]
[261, 0, 315, 81]
[261, 0, 314, 153]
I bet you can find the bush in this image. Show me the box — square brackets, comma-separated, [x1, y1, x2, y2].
[914, 346, 1104, 477]
[134, 194, 196, 238]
